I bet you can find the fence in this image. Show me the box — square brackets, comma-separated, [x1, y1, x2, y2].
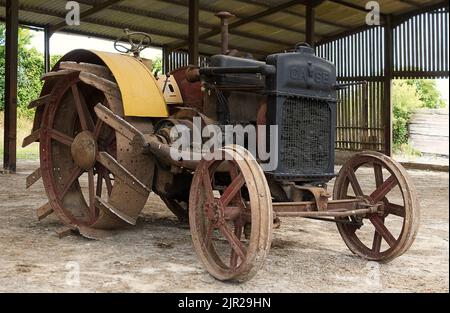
[317, 5, 449, 152]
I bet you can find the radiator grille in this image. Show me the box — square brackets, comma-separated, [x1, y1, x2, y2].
[281, 97, 331, 175]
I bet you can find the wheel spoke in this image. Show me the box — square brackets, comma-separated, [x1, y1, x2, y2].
[372, 216, 385, 253]
[50, 129, 74, 146]
[230, 224, 243, 268]
[60, 166, 83, 199]
[346, 168, 363, 196]
[72, 85, 95, 131]
[372, 231, 383, 253]
[96, 172, 103, 197]
[218, 222, 247, 261]
[386, 202, 405, 217]
[370, 175, 398, 203]
[88, 169, 96, 219]
[369, 215, 397, 248]
[104, 173, 113, 196]
[202, 170, 215, 204]
[374, 163, 384, 187]
[219, 173, 245, 208]
[205, 222, 215, 249]
[94, 119, 103, 140]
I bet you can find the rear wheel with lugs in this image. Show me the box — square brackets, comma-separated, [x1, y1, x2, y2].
[333, 151, 420, 262]
[189, 145, 273, 282]
[37, 62, 153, 234]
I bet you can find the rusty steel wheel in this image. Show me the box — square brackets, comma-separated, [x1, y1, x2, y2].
[333, 151, 420, 262]
[189, 145, 273, 282]
[37, 62, 153, 235]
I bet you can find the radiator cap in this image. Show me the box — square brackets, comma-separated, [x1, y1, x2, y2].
[295, 43, 315, 54]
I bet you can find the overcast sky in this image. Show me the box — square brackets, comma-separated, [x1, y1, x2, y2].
[29, 29, 162, 60]
[27, 29, 448, 105]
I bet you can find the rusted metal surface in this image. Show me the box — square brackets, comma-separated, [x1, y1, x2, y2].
[60, 62, 115, 81]
[71, 131, 98, 170]
[292, 185, 331, 211]
[22, 130, 40, 148]
[215, 11, 235, 55]
[36, 202, 53, 221]
[36, 63, 153, 233]
[160, 196, 189, 223]
[273, 198, 361, 216]
[26, 167, 42, 189]
[28, 94, 56, 109]
[171, 66, 203, 111]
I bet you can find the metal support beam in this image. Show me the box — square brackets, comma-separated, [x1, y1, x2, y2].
[188, 0, 199, 66]
[169, 0, 307, 51]
[162, 45, 169, 74]
[383, 16, 393, 156]
[329, 0, 386, 17]
[3, 0, 19, 173]
[168, 0, 352, 31]
[306, 4, 315, 46]
[44, 27, 51, 73]
[48, 0, 124, 34]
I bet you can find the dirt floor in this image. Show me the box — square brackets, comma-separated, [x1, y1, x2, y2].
[0, 160, 448, 293]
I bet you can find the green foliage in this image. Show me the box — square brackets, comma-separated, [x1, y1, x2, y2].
[0, 24, 61, 118]
[392, 80, 423, 147]
[392, 79, 446, 153]
[393, 142, 422, 158]
[405, 79, 446, 109]
[152, 56, 162, 75]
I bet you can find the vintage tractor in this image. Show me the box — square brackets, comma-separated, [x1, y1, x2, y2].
[24, 15, 420, 282]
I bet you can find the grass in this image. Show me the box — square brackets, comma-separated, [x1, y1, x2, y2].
[393, 142, 423, 160]
[0, 113, 40, 161]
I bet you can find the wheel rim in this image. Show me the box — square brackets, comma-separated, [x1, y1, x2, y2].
[333, 151, 420, 261]
[189, 145, 272, 282]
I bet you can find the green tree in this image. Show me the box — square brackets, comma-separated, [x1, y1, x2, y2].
[392, 80, 423, 147]
[405, 79, 446, 109]
[151, 56, 162, 75]
[0, 24, 54, 118]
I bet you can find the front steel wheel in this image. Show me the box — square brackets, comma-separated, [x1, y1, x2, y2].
[189, 145, 273, 282]
[333, 151, 420, 262]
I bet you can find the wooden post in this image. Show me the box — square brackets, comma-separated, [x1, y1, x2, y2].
[188, 0, 199, 66]
[306, 4, 316, 47]
[44, 28, 52, 73]
[384, 15, 393, 156]
[162, 45, 170, 74]
[3, 0, 19, 173]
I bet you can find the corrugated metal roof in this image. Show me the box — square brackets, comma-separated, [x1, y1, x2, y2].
[0, 0, 447, 58]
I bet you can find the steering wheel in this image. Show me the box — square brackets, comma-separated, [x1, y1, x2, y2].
[114, 29, 152, 56]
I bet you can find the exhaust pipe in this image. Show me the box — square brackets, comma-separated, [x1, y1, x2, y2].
[215, 11, 235, 55]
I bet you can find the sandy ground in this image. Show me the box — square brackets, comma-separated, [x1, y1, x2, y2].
[0, 160, 448, 293]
